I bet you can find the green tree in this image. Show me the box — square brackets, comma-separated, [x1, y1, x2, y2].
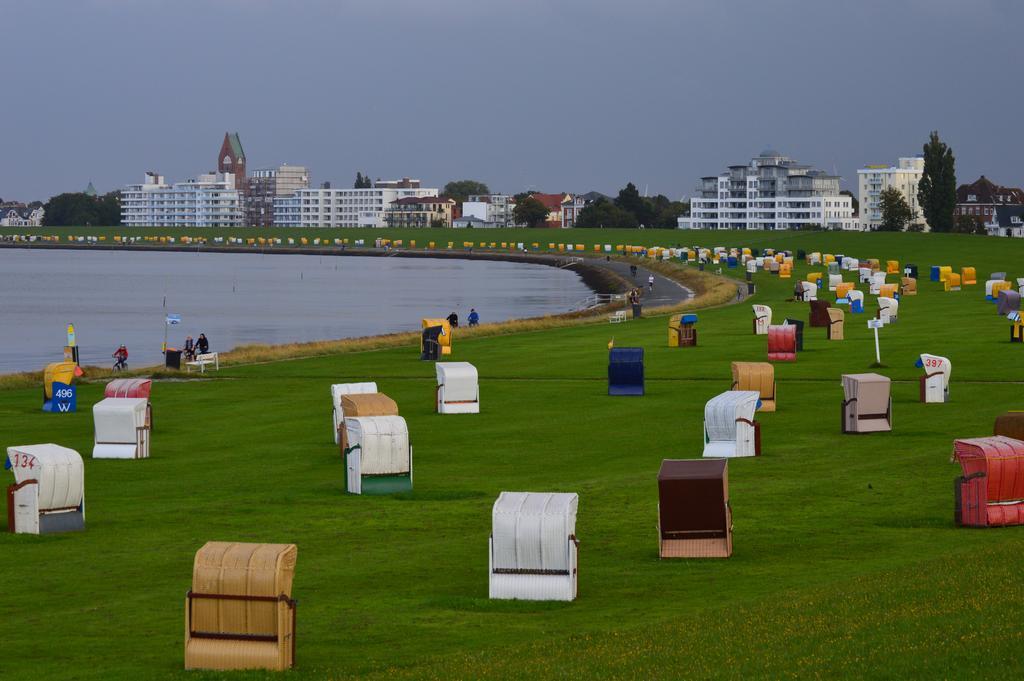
[918, 130, 956, 232]
[954, 213, 985, 235]
[650, 196, 689, 229]
[513, 196, 550, 228]
[354, 172, 373, 189]
[443, 180, 490, 204]
[877, 187, 912, 231]
[574, 198, 638, 228]
[43, 190, 122, 226]
[614, 182, 655, 226]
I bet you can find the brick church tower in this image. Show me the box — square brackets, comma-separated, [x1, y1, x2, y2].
[218, 132, 247, 193]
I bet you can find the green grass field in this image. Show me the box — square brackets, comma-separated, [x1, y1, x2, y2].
[2, 230, 1023, 680]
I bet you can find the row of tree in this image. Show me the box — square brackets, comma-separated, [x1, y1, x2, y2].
[575, 183, 688, 229]
[42, 191, 121, 227]
[878, 131, 962, 232]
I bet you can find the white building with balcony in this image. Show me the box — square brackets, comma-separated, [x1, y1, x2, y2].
[121, 172, 243, 227]
[857, 157, 927, 231]
[273, 184, 438, 227]
[462, 194, 517, 227]
[690, 149, 856, 231]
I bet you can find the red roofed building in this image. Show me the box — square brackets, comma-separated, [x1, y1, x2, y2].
[529, 192, 572, 228]
[956, 176, 1024, 223]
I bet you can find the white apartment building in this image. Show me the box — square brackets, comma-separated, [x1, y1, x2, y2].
[274, 184, 439, 227]
[690, 149, 856, 231]
[857, 157, 927, 231]
[121, 172, 243, 227]
[462, 194, 517, 227]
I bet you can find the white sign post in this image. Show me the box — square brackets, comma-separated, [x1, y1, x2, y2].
[867, 318, 883, 364]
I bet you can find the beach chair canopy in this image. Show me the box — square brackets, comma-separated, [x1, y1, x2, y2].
[953, 437, 1024, 527]
[878, 297, 898, 323]
[809, 300, 831, 327]
[703, 390, 759, 458]
[842, 373, 892, 433]
[658, 459, 728, 539]
[916, 354, 951, 388]
[997, 290, 1021, 316]
[93, 398, 148, 443]
[6, 444, 83, 513]
[990, 272, 1007, 281]
[731, 362, 775, 410]
[344, 416, 410, 476]
[994, 412, 1024, 440]
[752, 304, 772, 334]
[43, 361, 83, 399]
[186, 542, 297, 671]
[104, 378, 152, 399]
[436, 362, 479, 403]
[331, 382, 378, 412]
[340, 393, 398, 418]
[767, 325, 797, 361]
[608, 347, 644, 396]
[828, 274, 843, 291]
[491, 492, 578, 574]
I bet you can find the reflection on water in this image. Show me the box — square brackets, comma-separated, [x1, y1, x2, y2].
[0, 249, 592, 372]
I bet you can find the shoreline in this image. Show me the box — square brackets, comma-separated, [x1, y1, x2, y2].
[0, 243, 721, 387]
[0, 241, 633, 298]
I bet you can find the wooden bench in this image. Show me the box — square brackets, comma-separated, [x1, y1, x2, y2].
[608, 310, 627, 323]
[186, 352, 219, 373]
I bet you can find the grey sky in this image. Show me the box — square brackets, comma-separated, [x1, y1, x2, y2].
[1, 0, 1018, 202]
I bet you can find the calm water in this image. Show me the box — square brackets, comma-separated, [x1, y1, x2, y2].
[0, 249, 592, 372]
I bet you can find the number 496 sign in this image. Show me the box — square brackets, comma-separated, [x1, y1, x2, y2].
[50, 382, 77, 413]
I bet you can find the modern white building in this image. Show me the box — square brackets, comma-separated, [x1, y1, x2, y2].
[274, 184, 439, 227]
[462, 194, 517, 227]
[857, 157, 927, 231]
[121, 172, 243, 227]
[690, 149, 856, 230]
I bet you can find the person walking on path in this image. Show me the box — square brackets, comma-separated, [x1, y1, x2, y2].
[630, 264, 638, 278]
[648, 274, 655, 292]
[446, 312, 459, 328]
[468, 309, 480, 327]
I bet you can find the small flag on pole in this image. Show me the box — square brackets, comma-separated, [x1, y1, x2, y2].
[166, 314, 182, 325]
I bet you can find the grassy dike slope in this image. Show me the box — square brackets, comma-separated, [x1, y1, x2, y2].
[1, 231, 1023, 680]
